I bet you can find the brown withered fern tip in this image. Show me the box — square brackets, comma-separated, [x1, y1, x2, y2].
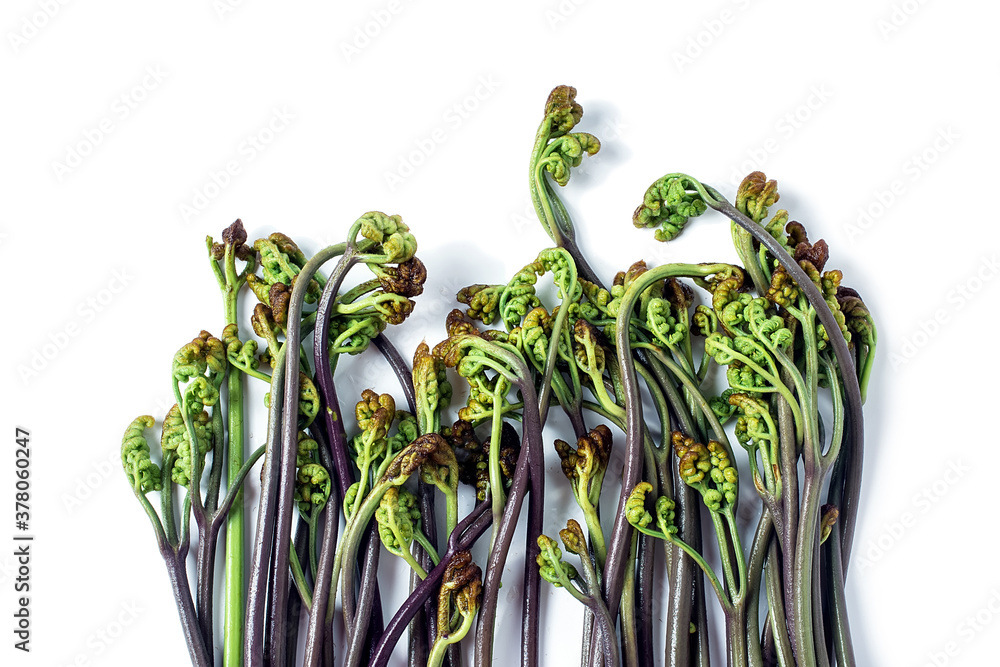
[820, 504, 840, 544]
[448, 419, 485, 494]
[210, 219, 253, 261]
[497, 421, 521, 481]
[378, 256, 427, 298]
[736, 171, 780, 223]
[447, 419, 480, 454]
[251, 303, 276, 340]
[544, 85, 584, 134]
[558, 519, 589, 557]
[449, 420, 520, 501]
[663, 277, 695, 311]
[554, 424, 612, 481]
[836, 286, 873, 334]
[380, 297, 416, 325]
[787, 221, 830, 272]
[441, 550, 480, 595]
[572, 318, 605, 348]
[836, 286, 863, 309]
[445, 309, 481, 339]
[612, 260, 649, 291]
[378, 433, 442, 484]
[437, 551, 483, 639]
[786, 221, 809, 248]
[268, 282, 291, 326]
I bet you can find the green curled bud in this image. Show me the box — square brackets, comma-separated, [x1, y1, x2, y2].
[520, 306, 553, 368]
[673, 431, 738, 512]
[358, 211, 417, 263]
[654, 496, 678, 537]
[457, 284, 503, 325]
[329, 314, 386, 355]
[296, 463, 331, 515]
[296, 431, 319, 467]
[767, 267, 800, 308]
[161, 404, 213, 487]
[536, 534, 578, 587]
[222, 323, 260, 372]
[646, 297, 687, 349]
[184, 376, 220, 414]
[692, 305, 718, 338]
[625, 482, 654, 530]
[704, 332, 740, 366]
[710, 388, 738, 423]
[633, 175, 709, 242]
[572, 318, 606, 376]
[343, 482, 361, 520]
[298, 372, 320, 428]
[672, 431, 710, 487]
[356, 389, 396, 446]
[579, 278, 613, 321]
[122, 416, 162, 495]
[375, 486, 421, 558]
[500, 260, 543, 331]
[172, 331, 226, 384]
[543, 132, 601, 187]
[730, 393, 778, 452]
[745, 299, 793, 350]
[764, 209, 790, 244]
[554, 424, 612, 509]
[252, 232, 320, 302]
[389, 411, 419, 450]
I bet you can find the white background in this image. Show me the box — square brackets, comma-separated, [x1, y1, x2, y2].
[2, 1, 998, 666]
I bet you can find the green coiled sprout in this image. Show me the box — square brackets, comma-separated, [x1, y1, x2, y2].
[457, 284, 503, 325]
[530, 86, 602, 249]
[672, 431, 738, 513]
[375, 486, 438, 578]
[413, 341, 453, 436]
[122, 415, 162, 495]
[172, 330, 227, 386]
[357, 211, 418, 264]
[499, 259, 544, 331]
[536, 534, 579, 588]
[161, 403, 213, 488]
[632, 174, 709, 242]
[295, 463, 331, 515]
[252, 232, 321, 303]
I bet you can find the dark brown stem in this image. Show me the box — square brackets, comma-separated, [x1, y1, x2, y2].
[162, 546, 213, 667]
